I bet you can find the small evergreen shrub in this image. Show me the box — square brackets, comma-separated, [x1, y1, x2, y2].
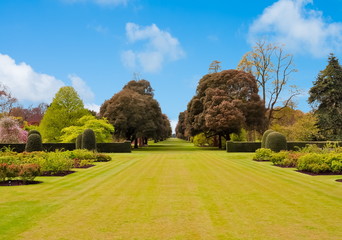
[265, 132, 287, 152]
[261, 129, 274, 148]
[28, 130, 41, 137]
[25, 134, 43, 152]
[253, 148, 273, 161]
[82, 129, 96, 151]
[76, 134, 83, 149]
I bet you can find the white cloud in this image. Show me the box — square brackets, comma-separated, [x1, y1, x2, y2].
[84, 103, 101, 113]
[0, 54, 99, 111]
[0, 54, 65, 103]
[64, 0, 128, 6]
[122, 23, 185, 73]
[249, 0, 342, 57]
[69, 74, 95, 102]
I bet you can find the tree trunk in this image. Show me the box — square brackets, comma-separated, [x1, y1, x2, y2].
[218, 134, 222, 149]
[134, 138, 138, 149]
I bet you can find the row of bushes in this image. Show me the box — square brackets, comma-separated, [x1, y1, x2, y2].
[254, 145, 342, 174]
[0, 149, 111, 182]
[0, 142, 132, 153]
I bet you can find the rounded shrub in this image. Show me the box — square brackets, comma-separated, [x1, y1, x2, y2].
[76, 134, 83, 149]
[25, 133, 43, 152]
[82, 129, 96, 151]
[261, 129, 274, 148]
[265, 132, 287, 152]
[28, 130, 41, 137]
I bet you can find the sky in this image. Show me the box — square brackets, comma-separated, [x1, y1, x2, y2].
[0, 0, 342, 132]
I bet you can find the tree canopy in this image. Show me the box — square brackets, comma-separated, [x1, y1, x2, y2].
[181, 69, 265, 147]
[60, 115, 114, 143]
[100, 80, 171, 146]
[39, 86, 89, 142]
[308, 53, 342, 140]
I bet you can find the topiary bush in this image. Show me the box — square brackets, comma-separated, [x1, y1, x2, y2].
[261, 129, 274, 148]
[265, 132, 287, 152]
[82, 129, 96, 151]
[76, 134, 83, 149]
[25, 134, 43, 152]
[28, 130, 41, 137]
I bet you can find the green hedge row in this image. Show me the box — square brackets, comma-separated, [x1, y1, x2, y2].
[226, 141, 342, 152]
[0, 142, 131, 153]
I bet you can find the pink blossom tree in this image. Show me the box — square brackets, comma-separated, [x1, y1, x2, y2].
[0, 117, 28, 143]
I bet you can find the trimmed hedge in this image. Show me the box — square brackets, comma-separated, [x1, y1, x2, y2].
[226, 142, 261, 152]
[0, 142, 131, 153]
[97, 142, 131, 153]
[226, 141, 342, 152]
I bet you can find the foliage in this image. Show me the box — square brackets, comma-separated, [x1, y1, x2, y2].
[176, 111, 187, 139]
[0, 163, 40, 182]
[230, 129, 247, 141]
[82, 129, 96, 151]
[39, 86, 89, 142]
[25, 133, 43, 152]
[253, 148, 273, 161]
[308, 53, 342, 140]
[208, 60, 221, 73]
[237, 41, 300, 129]
[297, 153, 330, 174]
[261, 129, 274, 148]
[270, 151, 304, 167]
[9, 103, 48, 126]
[183, 69, 265, 149]
[76, 134, 82, 149]
[61, 115, 114, 143]
[28, 151, 73, 175]
[100, 80, 171, 145]
[0, 116, 28, 143]
[265, 132, 287, 152]
[193, 133, 214, 147]
[28, 129, 41, 137]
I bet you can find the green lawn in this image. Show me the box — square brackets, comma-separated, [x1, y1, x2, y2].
[1, 138, 341, 240]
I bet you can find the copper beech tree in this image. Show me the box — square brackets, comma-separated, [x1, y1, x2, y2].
[180, 69, 265, 148]
[100, 80, 171, 148]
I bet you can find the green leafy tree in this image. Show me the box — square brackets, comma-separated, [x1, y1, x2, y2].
[39, 86, 89, 142]
[309, 54, 342, 140]
[60, 115, 114, 143]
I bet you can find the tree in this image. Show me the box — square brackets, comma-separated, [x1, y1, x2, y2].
[184, 70, 265, 148]
[39, 86, 89, 142]
[0, 83, 17, 115]
[9, 103, 48, 126]
[0, 116, 27, 143]
[308, 53, 342, 140]
[100, 80, 171, 147]
[176, 111, 187, 139]
[237, 41, 300, 128]
[60, 115, 114, 143]
[208, 60, 222, 73]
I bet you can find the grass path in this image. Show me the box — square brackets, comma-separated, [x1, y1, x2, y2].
[0, 139, 341, 239]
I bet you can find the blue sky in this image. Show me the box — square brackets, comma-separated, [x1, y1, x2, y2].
[0, 0, 342, 131]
